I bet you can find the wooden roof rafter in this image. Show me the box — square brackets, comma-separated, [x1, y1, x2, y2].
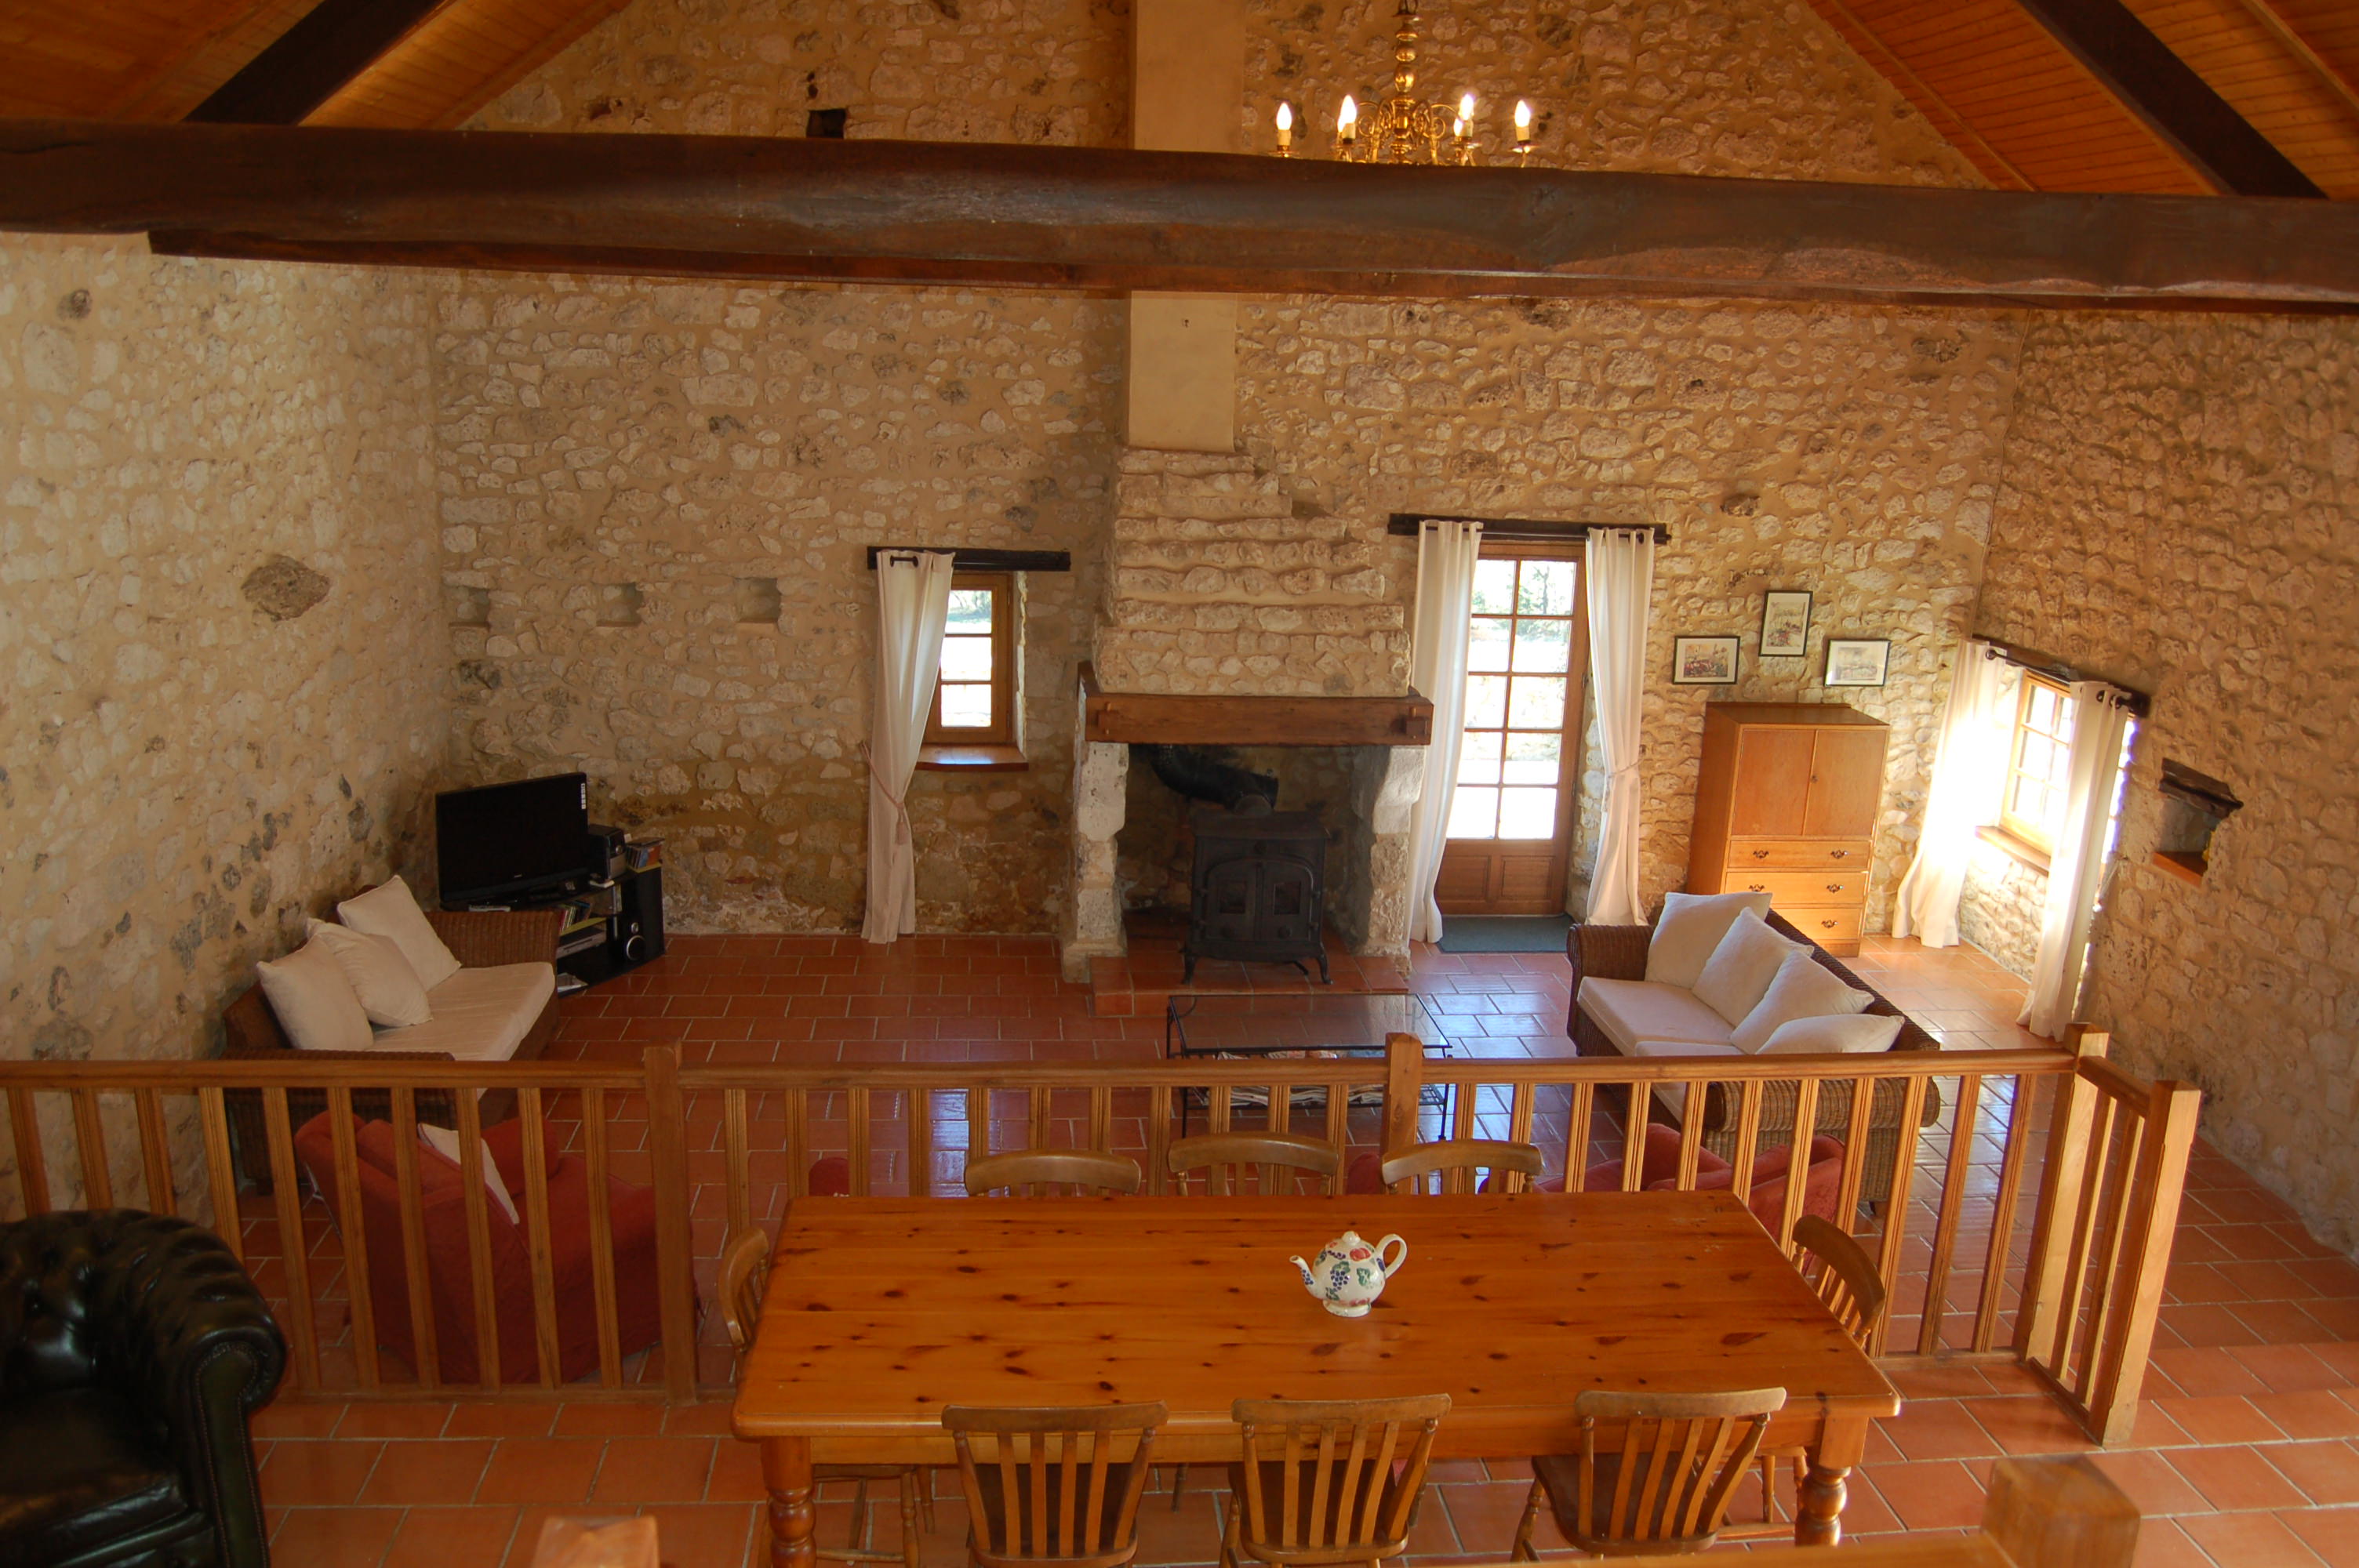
[188, 0, 466, 123]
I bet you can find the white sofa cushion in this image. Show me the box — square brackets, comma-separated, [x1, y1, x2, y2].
[305, 918, 432, 1029]
[256, 937, 373, 1053]
[1645, 891, 1773, 990]
[1730, 949, 1874, 1053]
[336, 876, 462, 991]
[378, 962, 555, 1062]
[1692, 909, 1805, 1027]
[1760, 1014, 1905, 1055]
[417, 1125, 522, 1223]
[1577, 977, 1736, 1054]
[1629, 1038, 1746, 1117]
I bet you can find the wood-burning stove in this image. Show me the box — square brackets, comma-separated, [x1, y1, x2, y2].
[1183, 800, 1329, 982]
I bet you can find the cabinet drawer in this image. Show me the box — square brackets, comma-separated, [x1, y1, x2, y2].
[1723, 868, 1868, 903]
[1780, 906, 1863, 949]
[1727, 838, 1872, 870]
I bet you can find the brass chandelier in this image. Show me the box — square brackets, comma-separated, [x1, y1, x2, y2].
[1272, 0, 1534, 165]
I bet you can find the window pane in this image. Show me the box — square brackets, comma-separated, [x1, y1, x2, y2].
[2026, 683, 2055, 731]
[1499, 787, 1558, 837]
[1508, 675, 1566, 730]
[2018, 734, 2054, 784]
[1511, 617, 1571, 673]
[1464, 674, 1507, 729]
[1468, 616, 1513, 673]
[940, 684, 992, 728]
[946, 589, 994, 632]
[1503, 755, 1559, 786]
[2009, 778, 2046, 824]
[1458, 731, 1503, 785]
[2051, 695, 2078, 741]
[1518, 560, 1578, 616]
[1471, 560, 1518, 615]
[1448, 786, 1499, 839]
[940, 636, 993, 682]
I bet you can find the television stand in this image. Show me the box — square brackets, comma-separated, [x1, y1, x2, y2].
[449, 866, 665, 989]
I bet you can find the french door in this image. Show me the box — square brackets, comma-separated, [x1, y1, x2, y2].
[1434, 546, 1590, 915]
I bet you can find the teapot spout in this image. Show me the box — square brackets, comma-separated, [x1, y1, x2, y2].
[1289, 1255, 1317, 1292]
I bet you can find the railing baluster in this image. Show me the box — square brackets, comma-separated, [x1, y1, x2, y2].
[1619, 1084, 1648, 1193]
[1869, 1076, 1932, 1357]
[1029, 1084, 1050, 1149]
[965, 1084, 989, 1177]
[2017, 1046, 2103, 1367]
[2050, 1092, 2121, 1385]
[1674, 1081, 1707, 1189]
[325, 1087, 381, 1392]
[908, 1088, 934, 1198]
[848, 1086, 873, 1196]
[643, 1047, 700, 1403]
[261, 1087, 319, 1392]
[72, 1088, 111, 1208]
[724, 1088, 751, 1237]
[789, 1085, 812, 1198]
[453, 1089, 504, 1391]
[388, 1087, 440, 1391]
[1833, 1072, 1880, 1224]
[1090, 1084, 1114, 1151]
[1728, 1080, 1763, 1197]
[136, 1088, 175, 1216]
[2073, 1102, 2144, 1399]
[517, 1087, 564, 1387]
[9, 1088, 52, 1216]
[1918, 1073, 1984, 1356]
[1563, 1081, 1594, 1183]
[583, 1086, 623, 1387]
[196, 1088, 236, 1258]
[1779, 1079, 1821, 1254]
[2086, 1083, 2202, 1443]
[1148, 1085, 1172, 1194]
[1975, 1073, 2040, 1354]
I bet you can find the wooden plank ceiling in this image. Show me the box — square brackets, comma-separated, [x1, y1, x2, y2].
[0, 0, 2350, 198]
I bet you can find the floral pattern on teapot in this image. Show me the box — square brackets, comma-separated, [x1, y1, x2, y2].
[1289, 1229, 1409, 1317]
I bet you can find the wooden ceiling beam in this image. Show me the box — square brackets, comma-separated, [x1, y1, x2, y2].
[187, 0, 462, 124]
[4, 120, 2358, 313]
[2012, 0, 2324, 196]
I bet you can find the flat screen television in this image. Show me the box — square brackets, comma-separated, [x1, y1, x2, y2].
[435, 772, 591, 906]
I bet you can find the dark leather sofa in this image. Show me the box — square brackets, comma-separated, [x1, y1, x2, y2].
[0, 1211, 285, 1568]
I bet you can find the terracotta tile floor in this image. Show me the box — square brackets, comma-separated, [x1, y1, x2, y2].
[247, 931, 2359, 1566]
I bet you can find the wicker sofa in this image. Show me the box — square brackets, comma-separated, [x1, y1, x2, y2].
[1566, 908, 1942, 1207]
[221, 906, 563, 1188]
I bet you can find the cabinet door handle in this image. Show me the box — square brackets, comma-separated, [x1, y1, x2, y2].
[1751, 849, 1770, 860]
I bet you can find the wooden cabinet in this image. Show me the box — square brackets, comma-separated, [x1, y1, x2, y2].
[1688, 703, 1888, 956]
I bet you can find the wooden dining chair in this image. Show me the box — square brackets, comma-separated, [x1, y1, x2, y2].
[1379, 1139, 1545, 1195]
[965, 1149, 1145, 1197]
[1168, 1133, 1344, 1196]
[1511, 1388, 1785, 1558]
[941, 1402, 1167, 1568]
[1223, 1394, 1451, 1568]
[1737, 1215, 1890, 1535]
[720, 1227, 932, 1568]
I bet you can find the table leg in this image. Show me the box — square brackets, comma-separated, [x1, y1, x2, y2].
[1796, 1459, 1849, 1546]
[762, 1436, 816, 1568]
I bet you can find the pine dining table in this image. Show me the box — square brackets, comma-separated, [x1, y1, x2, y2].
[731, 1189, 1900, 1564]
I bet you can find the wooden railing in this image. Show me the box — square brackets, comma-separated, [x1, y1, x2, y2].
[0, 1033, 2197, 1442]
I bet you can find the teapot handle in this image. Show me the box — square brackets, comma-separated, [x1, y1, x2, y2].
[1375, 1234, 1408, 1278]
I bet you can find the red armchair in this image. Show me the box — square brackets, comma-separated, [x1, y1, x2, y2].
[1581, 1123, 1848, 1233]
[293, 1111, 667, 1385]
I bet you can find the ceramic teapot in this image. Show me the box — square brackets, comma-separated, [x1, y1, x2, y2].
[1289, 1229, 1408, 1317]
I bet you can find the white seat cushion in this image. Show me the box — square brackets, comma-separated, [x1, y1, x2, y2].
[376, 962, 555, 1062]
[1645, 891, 1774, 990]
[1578, 978, 1738, 1054]
[1629, 1039, 1746, 1118]
[1730, 949, 1874, 1053]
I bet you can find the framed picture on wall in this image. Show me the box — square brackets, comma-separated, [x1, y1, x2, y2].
[1760, 590, 1812, 657]
[1672, 635, 1740, 684]
[1825, 638, 1891, 688]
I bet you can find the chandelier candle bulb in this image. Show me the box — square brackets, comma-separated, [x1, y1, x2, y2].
[1514, 98, 1534, 162]
[1274, 101, 1293, 156]
[1336, 94, 1358, 151]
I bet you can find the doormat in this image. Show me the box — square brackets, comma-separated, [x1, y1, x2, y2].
[1438, 915, 1573, 953]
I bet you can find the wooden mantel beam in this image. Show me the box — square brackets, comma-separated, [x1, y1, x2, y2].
[3, 119, 2358, 312]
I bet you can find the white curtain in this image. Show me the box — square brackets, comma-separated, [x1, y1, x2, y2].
[1894, 640, 2008, 946]
[861, 550, 956, 944]
[1405, 520, 1484, 944]
[2020, 683, 2134, 1038]
[1584, 528, 1656, 926]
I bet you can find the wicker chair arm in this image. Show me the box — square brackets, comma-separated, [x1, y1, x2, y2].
[426, 907, 563, 969]
[1570, 924, 1650, 987]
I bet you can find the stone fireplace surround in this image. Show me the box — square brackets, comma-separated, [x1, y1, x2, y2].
[1059, 447, 1432, 981]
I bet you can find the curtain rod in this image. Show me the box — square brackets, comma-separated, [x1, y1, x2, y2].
[1386, 514, 1672, 545]
[864, 546, 1071, 572]
[1978, 635, 2153, 717]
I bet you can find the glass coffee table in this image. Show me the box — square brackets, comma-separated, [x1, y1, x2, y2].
[1162, 992, 1452, 1134]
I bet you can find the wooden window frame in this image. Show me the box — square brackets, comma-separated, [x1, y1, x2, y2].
[921, 572, 1020, 761]
[1999, 672, 2076, 854]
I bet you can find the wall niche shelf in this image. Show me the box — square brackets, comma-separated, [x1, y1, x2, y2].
[2153, 760, 2242, 885]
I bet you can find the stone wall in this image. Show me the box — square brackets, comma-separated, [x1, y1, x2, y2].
[1978, 310, 2359, 1249]
[0, 235, 442, 1214]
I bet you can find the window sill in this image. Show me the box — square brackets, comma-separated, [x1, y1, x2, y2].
[1976, 824, 2052, 875]
[2151, 849, 2207, 886]
[916, 743, 1029, 772]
